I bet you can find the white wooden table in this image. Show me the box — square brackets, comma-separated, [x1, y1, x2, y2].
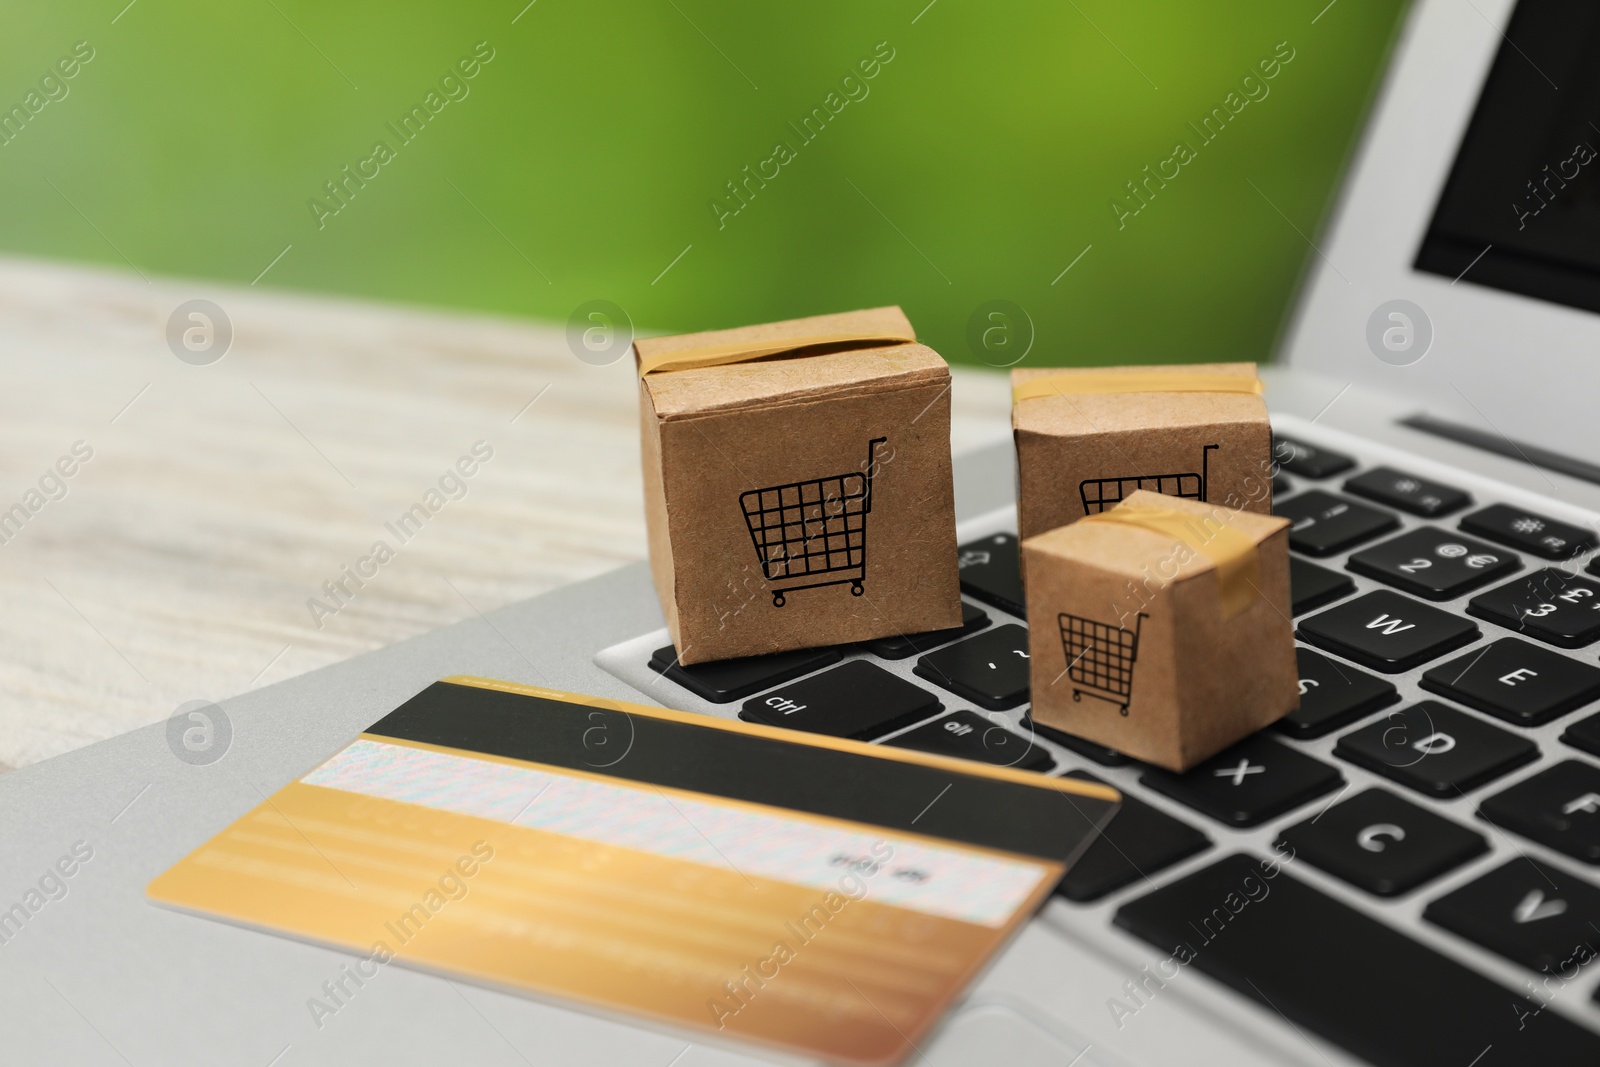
[0, 257, 1012, 769]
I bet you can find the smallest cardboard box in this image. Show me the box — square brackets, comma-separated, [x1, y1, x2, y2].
[1022, 489, 1296, 772]
[1011, 363, 1274, 541]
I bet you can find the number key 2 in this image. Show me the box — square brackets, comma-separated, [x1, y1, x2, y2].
[1468, 569, 1600, 648]
[1347, 527, 1519, 600]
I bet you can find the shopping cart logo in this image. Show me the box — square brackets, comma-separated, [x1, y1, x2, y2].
[739, 438, 888, 608]
[1080, 444, 1218, 515]
[1058, 611, 1147, 716]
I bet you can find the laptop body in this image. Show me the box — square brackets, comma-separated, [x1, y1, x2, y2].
[6, 0, 1600, 1063]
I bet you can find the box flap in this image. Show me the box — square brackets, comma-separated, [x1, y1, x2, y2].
[636, 307, 947, 418]
[1011, 362, 1264, 435]
[1022, 489, 1289, 581]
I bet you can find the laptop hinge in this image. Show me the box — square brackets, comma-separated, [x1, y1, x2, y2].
[1400, 412, 1600, 488]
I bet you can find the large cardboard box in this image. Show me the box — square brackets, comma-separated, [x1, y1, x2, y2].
[1022, 490, 1297, 771]
[636, 307, 962, 665]
[1011, 363, 1273, 541]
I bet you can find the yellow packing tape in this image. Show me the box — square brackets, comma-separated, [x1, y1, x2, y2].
[637, 331, 916, 376]
[1081, 501, 1261, 618]
[1011, 370, 1264, 404]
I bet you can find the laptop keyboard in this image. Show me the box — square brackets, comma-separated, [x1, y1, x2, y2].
[600, 425, 1600, 1062]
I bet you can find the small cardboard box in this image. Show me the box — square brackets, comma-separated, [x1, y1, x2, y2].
[636, 306, 962, 665]
[1011, 363, 1273, 541]
[1022, 490, 1296, 771]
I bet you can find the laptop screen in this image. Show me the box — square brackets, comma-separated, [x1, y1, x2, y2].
[1415, 0, 1600, 313]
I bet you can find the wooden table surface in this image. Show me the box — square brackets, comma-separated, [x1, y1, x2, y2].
[0, 257, 1012, 770]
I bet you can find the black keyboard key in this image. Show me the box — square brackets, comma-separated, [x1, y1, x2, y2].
[885, 710, 1052, 771]
[1275, 491, 1399, 556]
[1564, 711, 1600, 757]
[1272, 435, 1354, 478]
[1278, 648, 1399, 739]
[739, 660, 939, 740]
[956, 533, 1024, 616]
[1422, 638, 1600, 727]
[1022, 713, 1130, 766]
[914, 624, 1031, 710]
[1346, 527, 1519, 601]
[861, 602, 990, 659]
[1424, 857, 1600, 974]
[1140, 734, 1342, 828]
[1272, 473, 1291, 497]
[1334, 701, 1538, 797]
[1343, 466, 1471, 517]
[1115, 853, 1600, 1065]
[1055, 770, 1209, 902]
[1297, 590, 1480, 673]
[1480, 760, 1600, 865]
[1468, 569, 1600, 648]
[1278, 788, 1487, 896]
[1461, 503, 1596, 561]
[1290, 556, 1355, 615]
[649, 644, 841, 704]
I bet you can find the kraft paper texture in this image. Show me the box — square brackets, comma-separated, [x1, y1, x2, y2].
[1011, 362, 1273, 541]
[637, 307, 962, 664]
[1021, 490, 1297, 772]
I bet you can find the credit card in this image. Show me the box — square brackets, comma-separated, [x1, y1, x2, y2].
[148, 677, 1119, 1065]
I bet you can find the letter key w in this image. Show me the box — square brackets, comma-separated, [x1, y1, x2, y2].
[1365, 614, 1414, 636]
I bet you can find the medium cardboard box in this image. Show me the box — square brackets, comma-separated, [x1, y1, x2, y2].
[636, 306, 962, 665]
[1011, 363, 1273, 541]
[1022, 489, 1296, 772]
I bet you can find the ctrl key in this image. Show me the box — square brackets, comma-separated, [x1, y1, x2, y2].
[1114, 853, 1600, 1065]
[740, 660, 940, 741]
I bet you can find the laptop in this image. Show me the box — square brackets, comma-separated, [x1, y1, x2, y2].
[6, 0, 1600, 1063]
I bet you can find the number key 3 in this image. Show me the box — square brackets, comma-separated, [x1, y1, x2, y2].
[1469, 569, 1600, 648]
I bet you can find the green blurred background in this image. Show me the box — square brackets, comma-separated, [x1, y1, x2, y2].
[0, 0, 1405, 366]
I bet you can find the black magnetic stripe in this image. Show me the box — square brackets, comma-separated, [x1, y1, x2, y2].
[363, 681, 1114, 863]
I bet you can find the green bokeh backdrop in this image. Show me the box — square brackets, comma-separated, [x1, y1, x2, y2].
[0, 0, 1405, 365]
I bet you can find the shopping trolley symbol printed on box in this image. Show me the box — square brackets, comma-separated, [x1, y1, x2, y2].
[1058, 611, 1147, 715]
[740, 437, 887, 608]
[1080, 444, 1218, 515]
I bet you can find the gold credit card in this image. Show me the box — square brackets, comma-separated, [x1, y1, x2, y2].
[149, 677, 1119, 1065]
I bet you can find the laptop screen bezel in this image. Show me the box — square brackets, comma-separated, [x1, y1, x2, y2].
[1278, 0, 1600, 464]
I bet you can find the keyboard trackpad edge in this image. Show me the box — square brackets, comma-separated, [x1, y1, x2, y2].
[939, 920, 1309, 1067]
